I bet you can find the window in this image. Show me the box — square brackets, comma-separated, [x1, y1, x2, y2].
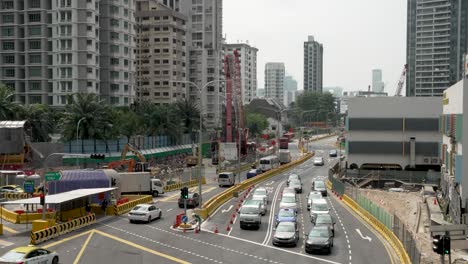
[124, 34, 129, 42]
[87, 39, 93, 46]
[1, 1, 13, 9]
[60, 53, 71, 64]
[124, 21, 128, 29]
[29, 26, 41, 36]
[110, 84, 119, 91]
[60, 11, 71, 21]
[87, 11, 92, 18]
[110, 97, 119, 104]
[29, 13, 41, 22]
[87, 81, 93, 87]
[29, 40, 41, 50]
[60, 39, 72, 50]
[2, 27, 13, 36]
[124, 47, 129, 55]
[110, 32, 119, 40]
[29, 95, 42, 104]
[124, 85, 129, 92]
[110, 71, 119, 79]
[4, 68, 14, 77]
[87, 68, 93, 73]
[2, 14, 14, 23]
[3, 41, 14, 50]
[124, 72, 129, 79]
[110, 58, 119, 65]
[60, 25, 71, 36]
[60, 0, 71, 7]
[29, 67, 41, 77]
[60, 67, 72, 78]
[29, 82, 41, 90]
[124, 9, 128, 17]
[29, 0, 41, 8]
[124, 59, 128, 66]
[110, 5, 119, 14]
[110, 19, 119, 27]
[29, 54, 41, 63]
[110, 45, 119, 53]
[3, 55, 14, 63]
[87, 25, 92, 31]
[60, 81, 72, 91]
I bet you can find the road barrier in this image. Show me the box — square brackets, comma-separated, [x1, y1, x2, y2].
[195, 152, 314, 219]
[163, 177, 207, 193]
[4, 193, 29, 200]
[113, 195, 153, 215]
[30, 213, 96, 245]
[0, 207, 55, 224]
[327, 180, 411, 264]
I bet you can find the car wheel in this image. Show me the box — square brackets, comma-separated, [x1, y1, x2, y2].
[152, 191, 159, 197]
[158, 211, 162, 219]
[147, 216, 151, 223]
[52, 256, 59, 264]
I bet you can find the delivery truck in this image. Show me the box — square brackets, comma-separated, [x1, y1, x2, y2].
[278, 150, 292, 165]
[118, 172, 165, 197]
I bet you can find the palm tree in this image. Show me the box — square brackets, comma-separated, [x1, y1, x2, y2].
[61, 93, 112, 141]
[148, 104, 184, 144]
[17, 104, 54, 142]
[176, 98, 200, 142]
[0, 83, 18, 120]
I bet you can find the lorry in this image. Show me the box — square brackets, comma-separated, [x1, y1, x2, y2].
[117, 172, 164, 197]
[278, 150, 292, 165]
[279, 137, 289, 149]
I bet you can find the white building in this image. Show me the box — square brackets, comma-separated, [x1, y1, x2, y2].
[225, 43, 258, 105]
[323, 86, 343, 97]
[265, 62, 285, 102]
[372, 69, 384, 93]
[303, 35, 323, 92]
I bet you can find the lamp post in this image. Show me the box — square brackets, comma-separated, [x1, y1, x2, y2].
[169, 79, 224, 208]
[76, 117, 86, 166]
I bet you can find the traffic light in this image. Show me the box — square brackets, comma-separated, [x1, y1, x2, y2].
[90, 154, 105, 159]
[433, 235, 443, 255]
[39, 193, 45, 206]
[180, 187, 189, 199]
[443, 235, 451, 255]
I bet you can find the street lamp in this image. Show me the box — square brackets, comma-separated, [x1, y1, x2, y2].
[76, 117, 86, 166]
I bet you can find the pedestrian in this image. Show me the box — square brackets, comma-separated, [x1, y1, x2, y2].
[85, 201, 91, 214]
[101, 198, 108, 216]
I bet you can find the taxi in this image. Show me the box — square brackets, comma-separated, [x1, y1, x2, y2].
[0, 246, 59, 264]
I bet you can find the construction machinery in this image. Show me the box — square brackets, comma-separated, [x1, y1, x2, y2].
[106, 143, 149, 172]
[394, 64, 408, 96]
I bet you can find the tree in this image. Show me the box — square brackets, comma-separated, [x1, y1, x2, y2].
[146, 104, 184, 144]
[111, 108, 142, 142]
[294, 91, 337, 126]
[61, 93, 112, 141]
[17, 104, 54, 142]
[176, 99, 200, 142]
[245, 113, 268, 137]
[0, 83, 18, 120]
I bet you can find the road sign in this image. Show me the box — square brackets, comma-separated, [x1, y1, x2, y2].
[45, 172, 61, 181]
[182, 215, 188, 223]
[23, 181, 35, 193]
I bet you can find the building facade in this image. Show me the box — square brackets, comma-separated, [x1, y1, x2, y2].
[347, 97, 442, 170]
[0, 0, 136, 106]
[265, 62, 285, 102]
[372, 69, 384, 93]
[406, 0, 468, 97]
[225, 43, 258, 105]
[256, 88, 265, 98]
[440, 74, 467, 224]
[283, 75, 297, 106]
[303, 35, 323, 92]
[135, 0, 187, 104]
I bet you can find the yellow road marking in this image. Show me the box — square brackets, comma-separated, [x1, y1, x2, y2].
[73, 231, 94, 264]
[2, 225, 17, 234]
[93, 229, 190, 264]
[42, 230, 93, 249]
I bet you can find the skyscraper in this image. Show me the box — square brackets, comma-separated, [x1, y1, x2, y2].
[265, 62, 285, 102]
[406, 0, 468, 96]
[225, 43, 258, 105]
[303, 36, 323, 92]
[372, 69, 384, 93]
[284, 75, 297, 106]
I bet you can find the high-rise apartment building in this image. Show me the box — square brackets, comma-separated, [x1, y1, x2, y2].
[303, 35, 323, 92]
[265, 62, 285, 102]
[135, 0, 187, 104]
[284, 75, 297, 106]
[372, 69, 384, 93]
[225, 43, 258, 105]
[0, 0, 136, 106]
[178, 0, 224, 129]
[406, 0, 468, 97]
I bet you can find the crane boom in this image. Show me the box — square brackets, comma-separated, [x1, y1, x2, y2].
[395, 64, 408, 96]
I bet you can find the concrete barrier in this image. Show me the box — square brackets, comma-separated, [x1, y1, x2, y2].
[0, 207, 55, 224]
[30, 213, 96, 245]
[163, 177, 207, 193]
[113, 195, 153, 215]
[327, 180, 411, 264]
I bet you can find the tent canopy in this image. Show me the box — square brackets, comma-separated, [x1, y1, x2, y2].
[1, 188, 116, 205]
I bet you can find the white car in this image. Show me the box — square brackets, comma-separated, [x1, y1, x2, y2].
[0, 246, 59, 264]
[279, 193, 298, 212]
[253, 188, 269, 205]
[313, 157, 324, 166]
[128, 204, 162, 223]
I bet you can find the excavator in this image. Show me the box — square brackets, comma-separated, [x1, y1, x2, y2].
[106, 143, 150, 172]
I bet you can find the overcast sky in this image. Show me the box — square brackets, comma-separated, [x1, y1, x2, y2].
[223, 0, 407, 95]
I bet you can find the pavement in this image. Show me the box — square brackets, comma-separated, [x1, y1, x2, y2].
[0, 135, 397, 264]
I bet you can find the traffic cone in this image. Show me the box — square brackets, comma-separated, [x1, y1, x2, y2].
[230, 218, 233, 224]
[434, 198, 437, 205]
[195, 228, 199, 234]
[226, 225, 231, 231]
[232, 213, 236, 218]
[214, 225, 219, 234]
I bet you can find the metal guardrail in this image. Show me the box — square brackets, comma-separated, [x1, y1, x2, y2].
[113, 195, 153, 215]
[163, 177, 207, 192]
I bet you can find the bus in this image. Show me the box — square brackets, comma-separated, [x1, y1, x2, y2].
[259, 155, 280, 172]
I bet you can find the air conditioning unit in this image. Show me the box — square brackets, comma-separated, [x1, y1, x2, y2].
[431, 157, 440, 165]
[422, 157, 431, 164]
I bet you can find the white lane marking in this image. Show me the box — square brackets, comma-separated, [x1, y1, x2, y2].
[166, 208, 173, 212]
[222, 205, 233, 213]
[265, 181, 275, 186]
[262, 180, 285, 245]
[328, 197, 352, 264]
[355, 229, 372, 242]
[228, 214, 237, 236]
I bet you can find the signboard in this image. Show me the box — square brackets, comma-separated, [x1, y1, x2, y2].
[45, 172, 61, 181]
[182, 215, 188, 224]
[23, 181, 35, 193]
[98, 192, 105, 200]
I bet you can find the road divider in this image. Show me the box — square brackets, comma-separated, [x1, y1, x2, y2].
[327, 180, 411, 264]
[195, 152, 314, 219]
[163, 177, 207, 193]
[113, 195, 153, 215]
[30, 213, 96, 245]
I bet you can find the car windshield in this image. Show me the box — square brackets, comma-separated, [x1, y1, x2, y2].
[260, 160, 270, 164]
[312, 203, 328, 211]
[219, 174, 230, 178]
[309, 192, 322, 200]
[281, 196, 296, 203]
[276, 224, 295, 232]
[241, 207, 259, 214]
[309, 229, 329, 238]
[254, 189, 266, 195]
[132, 206, 148, 211]
[290, 180, 300, 185]
[315, 181, 325, 188]
[289, 175, 299, 180]
[316, 215, 333, 224]
[279, 210, 294, 217]
[314, 158, 322, 161]
[0, 251, 26, 261]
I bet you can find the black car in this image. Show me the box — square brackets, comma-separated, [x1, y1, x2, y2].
[178, 193, 200, 208]
[314, 213, 335, 236]
[329, 150, 338, 157]
[305, 226, 334, 254]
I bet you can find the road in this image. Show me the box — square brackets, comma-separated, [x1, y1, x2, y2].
[0, 136, 396, 264]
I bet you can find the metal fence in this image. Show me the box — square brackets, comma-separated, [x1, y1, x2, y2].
[393, 215, 421, 264]
[346, 169, 440, 185]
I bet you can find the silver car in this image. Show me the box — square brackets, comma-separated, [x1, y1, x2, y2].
[306, 191, 323, 210]
[287, 174, 301, 186]
[272, 222, 299, 247]
[279, 194, 298, 211]
[246, 198, 266, 215]
[253, 188, 268, 205]
[313, 157, 324, 166]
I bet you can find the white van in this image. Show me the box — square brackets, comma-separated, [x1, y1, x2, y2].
[259, 156, 280, 172]
[218, 172, 235, 187]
